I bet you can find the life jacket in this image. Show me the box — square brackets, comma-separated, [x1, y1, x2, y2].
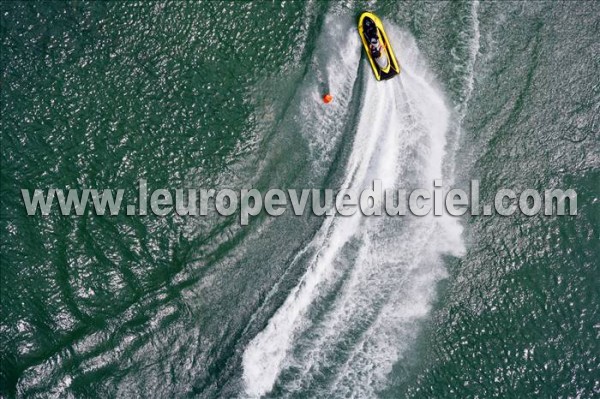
[370, 41, 382, 58]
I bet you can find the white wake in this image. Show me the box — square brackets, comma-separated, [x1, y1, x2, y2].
[242, 15, 465, 398]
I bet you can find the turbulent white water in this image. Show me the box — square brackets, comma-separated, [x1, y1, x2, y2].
[242, 16, 465, 398]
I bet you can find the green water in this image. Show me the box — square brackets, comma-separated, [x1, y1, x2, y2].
[1, 1, 598, 398]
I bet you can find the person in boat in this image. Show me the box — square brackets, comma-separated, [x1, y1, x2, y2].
[369, 37, 382, 58]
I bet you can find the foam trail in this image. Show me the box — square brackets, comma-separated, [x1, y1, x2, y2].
[242, 19, 465, 398]
[281, 27, 465, 397]
[447, 0, 480, 180]
[241, 15, 364, 397]
[467, 1, 481, 108]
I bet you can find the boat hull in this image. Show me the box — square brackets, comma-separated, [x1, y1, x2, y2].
[358, 12, 401, 81]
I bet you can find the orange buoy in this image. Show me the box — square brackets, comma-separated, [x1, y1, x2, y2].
[323, 93, 333, 104]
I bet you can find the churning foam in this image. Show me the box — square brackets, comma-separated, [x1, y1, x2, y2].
[242, 17, 465, 398]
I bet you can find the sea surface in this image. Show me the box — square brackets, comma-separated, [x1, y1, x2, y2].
[1, 1, 599, 398]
